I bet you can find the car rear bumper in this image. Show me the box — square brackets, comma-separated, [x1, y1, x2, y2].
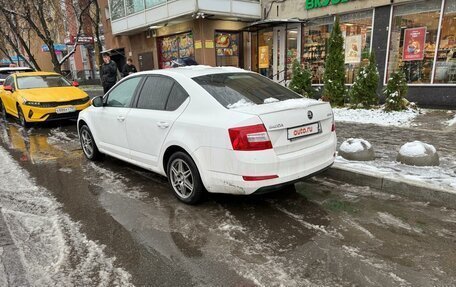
[193, 133, 337, 195]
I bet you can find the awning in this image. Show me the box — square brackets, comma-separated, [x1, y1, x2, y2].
[41, 44, 67, 52]
[242, 18, 307, 32]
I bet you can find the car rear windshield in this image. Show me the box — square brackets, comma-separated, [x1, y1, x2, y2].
[17, 75, 71, 89]
[193, 73, 302, 109]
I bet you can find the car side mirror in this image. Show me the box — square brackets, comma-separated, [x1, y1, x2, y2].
[3, 85, 13, 92]
[92, 96, 103, 107]
[72, 81, 79, 87]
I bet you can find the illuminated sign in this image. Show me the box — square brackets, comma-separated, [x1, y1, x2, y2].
[306, 0, 351, 10]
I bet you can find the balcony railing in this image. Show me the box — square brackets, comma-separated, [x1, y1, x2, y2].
[109, 0, 261, 34]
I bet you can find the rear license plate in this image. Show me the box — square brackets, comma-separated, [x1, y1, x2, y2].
[287, 122, 321, 140]
[56, 106, 76, 114]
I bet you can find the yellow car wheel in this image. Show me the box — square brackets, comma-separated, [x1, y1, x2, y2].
[17, 106, 29, 128]
[0, 100, 6, 120]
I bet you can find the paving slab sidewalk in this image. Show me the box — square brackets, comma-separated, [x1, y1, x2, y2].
[322, 109, 456, 207]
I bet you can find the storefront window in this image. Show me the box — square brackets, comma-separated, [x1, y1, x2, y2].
[258, 29, 273, 79]
[302, 17, 333, 84]
[340, 10, 373, 84]
[215, 32, 240, 67]
[110, 0, 125, 20]
[434, 1, 456, 84]
[145, 0, 166, 9]
[126, 0, 145, 15]
[386, 1, 441, 84]
[158, 32, 195, 69]
[286, 28, 299, 81]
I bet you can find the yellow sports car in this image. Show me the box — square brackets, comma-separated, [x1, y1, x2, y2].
[0, 72, 90, 127]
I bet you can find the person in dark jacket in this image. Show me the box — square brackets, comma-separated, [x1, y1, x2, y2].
[100, 52, 118, 94]
[122, 58, 137, 77]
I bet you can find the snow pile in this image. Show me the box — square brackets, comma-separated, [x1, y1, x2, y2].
[446, 115, 456, 127]
[398, 141, 436, 158]
[264, 97, 280, 104]
[0, 147, 133, 286]
[340, 138, 372, 153]
[333, 108, 419, 127]
[227, 99, 256, 109]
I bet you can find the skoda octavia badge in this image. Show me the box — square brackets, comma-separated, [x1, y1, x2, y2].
[308, 110, 313, 120]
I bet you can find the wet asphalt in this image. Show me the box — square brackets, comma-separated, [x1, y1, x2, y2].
[0, 112, 455, 286]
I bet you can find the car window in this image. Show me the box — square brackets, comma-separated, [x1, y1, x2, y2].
[193, 73, 302, 108]
[3, 76, 12, 87]
[106, 77, 142, 108]
[136, 76, 174, 110]
[166, 83, 189, 111]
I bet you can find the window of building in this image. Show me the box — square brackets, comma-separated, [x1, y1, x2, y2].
[110, 0, 125, 20]
[126, 0, 145, 15]
[145, 0, 166, 9]
[386, 1, 441, 84]
[137, 77, 174, 110]
[258, 29, 273, 79]
[158, 32, 195, 69]
[434, 1, 456, 84]
[302, 16, 333, 85]
[215, 31, 240, 67]
[340, 10, 373, 84]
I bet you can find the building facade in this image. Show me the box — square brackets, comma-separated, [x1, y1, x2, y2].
[100, 0, 261, 71]
[101, 0, 455, 108]
[255, 0, 456, 108]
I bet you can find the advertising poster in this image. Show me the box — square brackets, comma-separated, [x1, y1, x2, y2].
[344, 35, 362, 64]
[215, 33, 239, 57]
[403, 27, 426, 61]
[259, 46, 269, 69]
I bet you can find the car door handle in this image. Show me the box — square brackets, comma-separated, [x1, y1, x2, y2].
[117, 116, 125, 122]
[157, 122, 170, 129]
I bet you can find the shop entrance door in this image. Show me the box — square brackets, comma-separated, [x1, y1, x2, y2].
[273, 27, 286, 84]
[273, 24, 301, 85]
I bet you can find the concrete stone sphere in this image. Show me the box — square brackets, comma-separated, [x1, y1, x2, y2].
[339, 138, 375, 161]
[397, 141, 440, 167]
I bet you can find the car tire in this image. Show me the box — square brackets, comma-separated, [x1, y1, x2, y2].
[79, 125, 103, 161]
[0, 100, 6, 119]
[167, 152, 204, 205]
[17, 106, 29, 128]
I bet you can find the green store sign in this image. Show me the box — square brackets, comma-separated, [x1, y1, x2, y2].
[306, 0, 351, 10]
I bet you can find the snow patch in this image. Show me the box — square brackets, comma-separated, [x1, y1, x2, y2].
[264, 97, 280, 104]
[227, 99, 256, 109]
[0, 147, 133, 286]
[333, 108, 419, 127]
[446, 115, 456, 127]
[340, 138, 372, 153]
[377, 212, 420, 233]
[399, 141, 436, 158]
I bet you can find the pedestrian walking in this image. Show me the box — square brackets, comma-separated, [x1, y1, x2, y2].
[100, 52, 118, 94]
[122, 58, 138, 77]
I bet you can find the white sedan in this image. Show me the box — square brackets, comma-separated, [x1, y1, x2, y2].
[78, 66, 336, 204]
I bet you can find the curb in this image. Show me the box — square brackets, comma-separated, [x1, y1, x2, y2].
[322, 164, 456, 209]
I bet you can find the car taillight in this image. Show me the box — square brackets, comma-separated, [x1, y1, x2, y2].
[229, 124, 272, 151]
[331, 122, 336, 132]
[243, 175, 278, 181]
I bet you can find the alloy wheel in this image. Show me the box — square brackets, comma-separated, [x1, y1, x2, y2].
[80, 128, 94, 158]
[170, 159, 194, 199]
[18, 107, 27, 127]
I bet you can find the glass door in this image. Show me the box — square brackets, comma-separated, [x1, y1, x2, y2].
[273, 27, 286, 84]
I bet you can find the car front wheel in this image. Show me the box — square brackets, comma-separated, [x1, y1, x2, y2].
[79, 125, 102, 161]
[0, 100, 6, 119]
[167, 152, 204, 204]
[17, 106, 29, 127]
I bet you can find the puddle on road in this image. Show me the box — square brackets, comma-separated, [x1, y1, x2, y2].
[1, 118, 456, 286]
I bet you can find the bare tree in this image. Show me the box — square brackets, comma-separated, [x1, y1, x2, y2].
[0, 0, 97, 73]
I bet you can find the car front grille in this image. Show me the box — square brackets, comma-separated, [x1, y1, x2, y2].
[39, 97, 90, 108]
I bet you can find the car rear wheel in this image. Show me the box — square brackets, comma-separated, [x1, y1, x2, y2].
[17, 106, 29, 128]
[79, 125, 103, 161]
[167, 152, 204, 204]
